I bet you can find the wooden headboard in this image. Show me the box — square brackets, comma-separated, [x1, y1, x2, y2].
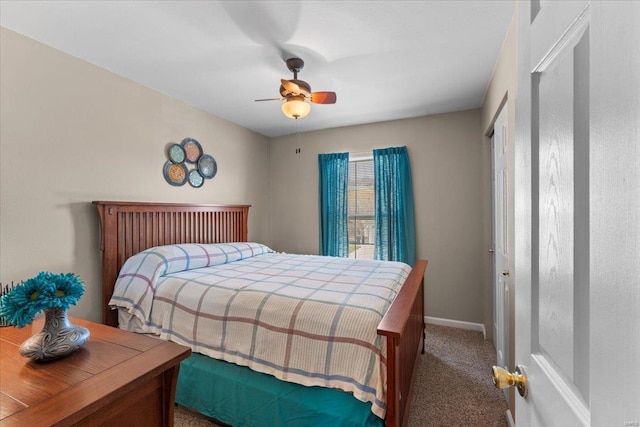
[93, 201, 250, 327]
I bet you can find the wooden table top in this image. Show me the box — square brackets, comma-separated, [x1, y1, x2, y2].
[0, 316, 191, 425]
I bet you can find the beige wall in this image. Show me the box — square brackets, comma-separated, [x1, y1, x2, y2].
[0, 28, 271, 323]
[269, 110, 491, 326]
[479, 5, 518, 417]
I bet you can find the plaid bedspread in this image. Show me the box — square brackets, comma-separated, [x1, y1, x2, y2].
[110, 242, 411, 419]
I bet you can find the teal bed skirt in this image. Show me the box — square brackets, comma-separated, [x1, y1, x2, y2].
[175, 352, 384, 427]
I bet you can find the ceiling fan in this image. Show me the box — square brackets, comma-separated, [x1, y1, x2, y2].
[255, 57, 337, 119]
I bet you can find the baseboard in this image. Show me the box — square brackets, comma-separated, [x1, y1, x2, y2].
[506, 409, 515, 427]
[425, 316, 487, 339]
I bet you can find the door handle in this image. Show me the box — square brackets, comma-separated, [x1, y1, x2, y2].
[492, 365, 528, 397]
[502, 270, 510, 276]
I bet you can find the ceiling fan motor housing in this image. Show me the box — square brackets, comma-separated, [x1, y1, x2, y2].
[280, 79, 311, 97]
[286, 58, 305, 73]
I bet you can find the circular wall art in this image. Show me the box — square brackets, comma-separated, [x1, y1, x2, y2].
[198, 154, 217, 179]
[181, 138, 203, 163]
[168, 143, 186, 163]
[188, 169, 204, 188]
[163, 160, 188, 186]
[163, 137, 216, 189]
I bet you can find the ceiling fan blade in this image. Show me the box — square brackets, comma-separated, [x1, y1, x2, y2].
[281, 79, 301, 95]
[310, 91, 337, 104]
[255, 97, 284, 102]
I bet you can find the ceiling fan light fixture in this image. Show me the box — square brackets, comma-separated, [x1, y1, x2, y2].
[281, 96, 311, 119]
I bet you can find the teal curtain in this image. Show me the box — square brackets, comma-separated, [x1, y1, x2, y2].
[318, 152, 349, 257]
[373, 146, 416, 266]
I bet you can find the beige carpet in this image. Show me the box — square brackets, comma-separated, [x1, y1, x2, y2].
[174, 324, 508, 426]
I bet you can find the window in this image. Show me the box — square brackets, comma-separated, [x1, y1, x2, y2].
[348, 158, 375, 259]
[320, 147, 415, 264]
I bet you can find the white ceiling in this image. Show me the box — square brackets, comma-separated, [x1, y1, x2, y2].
[0, 0, 514, 138]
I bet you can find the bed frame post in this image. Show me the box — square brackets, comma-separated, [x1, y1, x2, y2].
[385, 336, 401, 427]
[378, 259, 427, 427]
[95, 202, 119, 327]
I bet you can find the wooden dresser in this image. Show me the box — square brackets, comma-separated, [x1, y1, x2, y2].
[0, 316, 191, 426]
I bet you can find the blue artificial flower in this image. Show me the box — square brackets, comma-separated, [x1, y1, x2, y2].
[48, 272, 85, 309]
[0, 272, 85, 328]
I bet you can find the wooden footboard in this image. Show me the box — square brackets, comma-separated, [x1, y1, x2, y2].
[378, 259, 427, 427]
[93, 201, 427, 427]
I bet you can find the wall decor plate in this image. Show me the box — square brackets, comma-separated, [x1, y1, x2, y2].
[168, 143, 186, 163]
[198, 154, 217, 179]
[163, 160, 188, 186]
[181, 138, 203, 163]
[188, 169, 204, 188]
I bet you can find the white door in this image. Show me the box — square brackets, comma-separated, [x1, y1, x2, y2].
[514, 1, 640, 426]
[491, 104, 509, 377]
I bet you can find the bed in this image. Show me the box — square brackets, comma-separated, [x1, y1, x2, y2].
[94, 201, 427, 427]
